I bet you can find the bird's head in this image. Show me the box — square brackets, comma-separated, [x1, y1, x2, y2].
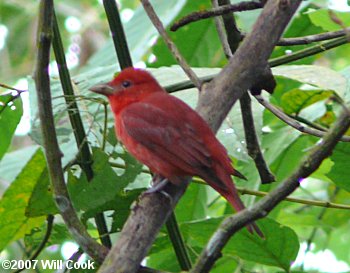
[89, 67, 161, 97]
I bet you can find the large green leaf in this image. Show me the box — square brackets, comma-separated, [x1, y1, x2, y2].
[272, 65, 347, 99]
[175, 183, 208, 223]
[0, 149, 46, 251]
[26, 168, 58, 217]
[68, 148, 142, 219]
[262, 126, 301, 164]
[150, 1, 225, 68]
[0, 145, 38, 183]
[0, 94, 23, 161]
[271, 135, 316, 182]
[281, 89, 332, 115]
[181, 217, 299, 271]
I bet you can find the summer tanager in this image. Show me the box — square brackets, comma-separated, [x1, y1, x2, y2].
[90, 67, 263, 237]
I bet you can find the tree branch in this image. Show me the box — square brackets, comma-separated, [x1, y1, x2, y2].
[269, 35, 350, 67]
[277, 27, 350, 46]
[141, 0, 201, 89]
[34, 0, 108, 263]
[192, 106, 350, 272]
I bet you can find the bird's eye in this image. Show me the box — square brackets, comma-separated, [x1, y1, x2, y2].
[122, 80, 132, 88]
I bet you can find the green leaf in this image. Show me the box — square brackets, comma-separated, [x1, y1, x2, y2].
[182, 217, 299, 271]
[308, 9, 350, 31]
[24, 221, 72, 250]
[271, 135, 316, 182]
[68, 148, 142, 211]
[146, 248, 181, 272]
[326, 223, 350, 264]
[226, 218, 299, 271]
[272, 65, 347, 99]
[109, 188, 144, 232]
[0, 145, 38, 182]
[26, 168, 58, 217]
[262, 126, 301, 164]
[150, 1, 225, 68]
[175, 183, 208, 222]
[327, 142, 350, 192]
[281, 89, 332, 115]
[0, 149, 46, 251]
[0, 94, 23, 161]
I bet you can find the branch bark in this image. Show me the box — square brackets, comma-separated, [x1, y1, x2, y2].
[98, 1, 302, 272]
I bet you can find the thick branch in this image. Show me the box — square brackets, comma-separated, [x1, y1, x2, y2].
[34, 0, 108, 263]
[192, 107, 350, 272]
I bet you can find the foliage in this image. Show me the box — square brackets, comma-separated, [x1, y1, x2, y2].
[1, 1, 350, 273]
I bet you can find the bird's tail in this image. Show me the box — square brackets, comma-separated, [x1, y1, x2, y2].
[223, 190, 264, 238]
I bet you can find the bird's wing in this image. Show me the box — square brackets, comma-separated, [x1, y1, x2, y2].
[119, 94, 213, 173]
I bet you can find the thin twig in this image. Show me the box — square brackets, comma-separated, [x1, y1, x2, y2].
[34, 0, 108, 262]
[14, 215, 55, 273]
[277, 27, 350, 45]
[239, 94, 276, 182]
[171, 1, 264, 32]
[254, 94, 350, 142]
[192, 107, 350, 272]
[238, 27, 350, 46]
[269, 36, 350, 67]
[141, 0, 202, 89]
[0, 83, 26, 93]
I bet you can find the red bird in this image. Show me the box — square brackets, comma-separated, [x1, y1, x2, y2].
[90, 67, 262, 236]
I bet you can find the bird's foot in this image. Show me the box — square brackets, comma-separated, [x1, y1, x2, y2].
[144, 178, 174, 206]
[145, 178, 169, 194]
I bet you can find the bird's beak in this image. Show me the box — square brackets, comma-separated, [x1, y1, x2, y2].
[89, 83, 115, 96]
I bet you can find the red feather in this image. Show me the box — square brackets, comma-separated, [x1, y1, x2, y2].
[90, 67, 263, 237]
